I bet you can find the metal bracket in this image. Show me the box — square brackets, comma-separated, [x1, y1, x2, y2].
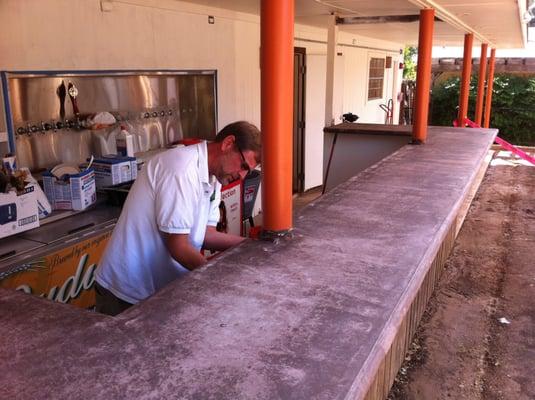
[259, 228, 294, 243]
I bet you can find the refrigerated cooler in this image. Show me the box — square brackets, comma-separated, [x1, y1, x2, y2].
[0, 203, 119, 308]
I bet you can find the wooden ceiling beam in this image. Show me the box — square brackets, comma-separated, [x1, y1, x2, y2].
[432, 58, 535, 74]
[336, 15, 442, 25]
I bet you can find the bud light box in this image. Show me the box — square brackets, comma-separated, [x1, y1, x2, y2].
[0, 185, 39, 239]
[82, 156, 137, 188]
[43, 168, 97, 211]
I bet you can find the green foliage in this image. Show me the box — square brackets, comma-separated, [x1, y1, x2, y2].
[403, 46, 417, 81]
[430, 74, 535, 146]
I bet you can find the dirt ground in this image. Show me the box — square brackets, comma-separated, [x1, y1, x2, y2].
[388, 149, 535, 400]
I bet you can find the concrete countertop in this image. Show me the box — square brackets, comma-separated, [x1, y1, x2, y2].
[0, 127, 497, 400]
[323, 122, 412, 136]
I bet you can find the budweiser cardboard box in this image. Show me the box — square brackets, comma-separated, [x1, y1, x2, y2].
[43, 168, 96, 211]
[0, 185, 39, 239]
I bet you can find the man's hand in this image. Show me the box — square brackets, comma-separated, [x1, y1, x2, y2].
[203, 226, 245, 252]
[164, 233, 207, 271]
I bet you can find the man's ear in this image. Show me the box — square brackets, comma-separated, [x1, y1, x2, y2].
[220, 134, 236, 152]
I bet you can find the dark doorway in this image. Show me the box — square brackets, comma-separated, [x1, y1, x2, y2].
[293, 47, 306, 193]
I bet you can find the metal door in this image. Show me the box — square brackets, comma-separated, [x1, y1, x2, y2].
[293, 47, 306, 193]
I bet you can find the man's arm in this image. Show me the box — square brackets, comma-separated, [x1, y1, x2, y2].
[164, 233, 207, 271]
[203, 226, 245, 252]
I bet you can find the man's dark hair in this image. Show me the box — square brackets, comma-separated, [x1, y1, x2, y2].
[215, 121, 261, 163]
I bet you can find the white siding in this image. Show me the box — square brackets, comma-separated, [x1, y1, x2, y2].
[304, 55, 327, 190]
[0, 0, 405, 192]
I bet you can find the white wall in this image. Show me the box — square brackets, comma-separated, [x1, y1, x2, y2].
[0, 0, 262, 130]
[295, 31, 404, 190]
[304, 55, 327, 190]
[337, 33, 404, 124]
[0, 0, 405, 193]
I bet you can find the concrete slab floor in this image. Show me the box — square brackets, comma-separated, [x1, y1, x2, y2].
[293, 186, 323, 213]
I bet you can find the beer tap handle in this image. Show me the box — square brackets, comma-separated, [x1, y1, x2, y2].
[57, 80, 66, 120]
[67, 81, 80, 116]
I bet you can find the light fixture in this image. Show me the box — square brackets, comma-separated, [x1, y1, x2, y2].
[100, 0, 113, 12]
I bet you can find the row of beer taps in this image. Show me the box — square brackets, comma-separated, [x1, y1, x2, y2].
[14, 80, 178, 137]
[15, 109, 177, 136]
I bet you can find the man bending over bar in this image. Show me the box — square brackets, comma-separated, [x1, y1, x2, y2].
[94, 121, 261, 315]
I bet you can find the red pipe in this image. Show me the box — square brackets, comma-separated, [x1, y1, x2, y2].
[457, 33, 473, 127]
[412, 8, 435, 144]
[483, 48, 496, 129]
[475, 43, 488, 126]
[260, 0, 294, 233]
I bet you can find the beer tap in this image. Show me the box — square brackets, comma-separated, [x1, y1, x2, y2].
[67, 82, 80, 116]
[57, 80, 66, 120]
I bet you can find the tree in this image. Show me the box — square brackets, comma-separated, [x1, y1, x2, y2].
[430, 74, 535, 145]
[403, 46, 417, 80]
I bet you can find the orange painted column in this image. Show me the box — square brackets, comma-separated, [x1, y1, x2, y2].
[475, 43, 488, 126]
[457, 33, 473, 127]
[260, 0, 294, 234]
[483, 48, 496, 128]
[412, 8, 435, 144]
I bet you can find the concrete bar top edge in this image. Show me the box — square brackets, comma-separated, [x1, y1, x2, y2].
[343, 126, 497, 399]
[323, 122, 413, 137]
[0, 126, 498, 400]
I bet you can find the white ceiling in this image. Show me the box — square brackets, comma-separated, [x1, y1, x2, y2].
[179, 0, 528, 48]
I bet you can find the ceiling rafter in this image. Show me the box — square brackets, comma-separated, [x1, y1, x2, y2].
[407, 0, 496, 46]
[336, 14, 442, 24]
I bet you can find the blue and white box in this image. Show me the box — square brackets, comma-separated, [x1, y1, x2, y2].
[43, 168, 97, 211]
[83, 156, 137, 188]
[0, 185, 39, 239]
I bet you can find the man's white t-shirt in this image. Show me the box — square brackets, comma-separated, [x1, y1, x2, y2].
[95, 142, 221, 304]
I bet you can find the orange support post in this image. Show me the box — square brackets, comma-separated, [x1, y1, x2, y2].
[412, 8, 435, 144]
[457, 33, 473, 127]
[483, 48, 496, 128]
[475, 43, 488, 126]
[260, 0, 294, 234]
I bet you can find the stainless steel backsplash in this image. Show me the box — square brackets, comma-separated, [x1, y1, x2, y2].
[3, 70, 217, 171]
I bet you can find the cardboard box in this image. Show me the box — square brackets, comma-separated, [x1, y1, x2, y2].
[220, 180, 243, 236]
[0, 185, 39, 239]
[19, 168, 52, 219]
[43, 168, 97, 211]
[28, 181, 52, 219]
[83, 156, 137, 188]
